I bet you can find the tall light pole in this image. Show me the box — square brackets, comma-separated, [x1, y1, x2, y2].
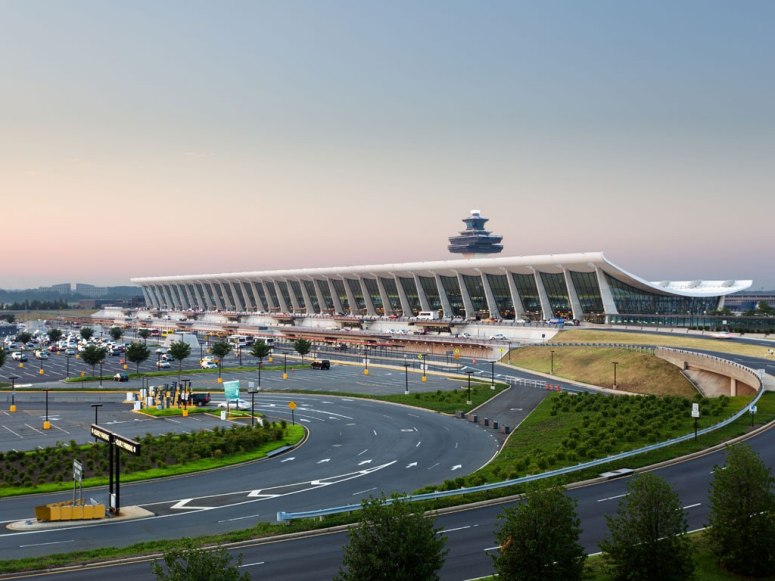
[283, 353, 288, 380]
[421, 353, 427, 383]
[9, 374, 18, 413]
[404, 362, 409, 395]
[66, 353, 70, 378]
[248, 386, 257, 428]
[99, 361, 104, 388]
[91, 403, 103, 425]
[490, 359, 495, 389]
[612, 361, 618, 389]
[43, 389, 51, 430]
[363, 346, 369, 376]
[465, 370, 474, 406]
[550, 350, 555, 374]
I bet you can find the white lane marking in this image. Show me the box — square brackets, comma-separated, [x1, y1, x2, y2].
[317, 458, 331, 464]
[280, 457, 295, 463]
[20, 540, 75, 548]
[683, 503, 702, 510]
[357, 448, 369, 456]
[428, 462, 440, 470]
[2, 425, 23, 439]
[406, 462, 418, 468]
[239, 561, 265, 568]
[373, 429, 377, 436]
[352, 487, 378, 496]
[416, 440, 422, 447]
[358, 459, 373, 466]
[218, 513, 261, 523]
[455, 442, 458, 449]
[51, 424, 70, 435]
[24, 424, 46, 436]
[597, 493, 629, 503]
[300, 418, 311, 423]
[171, 499, 212, 510]
[440, 524, 477, 534]
[401, 429, 414, 432]
[451, 464, 462, 471]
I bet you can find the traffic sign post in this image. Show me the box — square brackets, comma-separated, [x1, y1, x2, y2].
[691, 403, 700, 441]
[751, 404, 758, 427]
[288, 401, 296, 425]
[91, 424, 141, 515]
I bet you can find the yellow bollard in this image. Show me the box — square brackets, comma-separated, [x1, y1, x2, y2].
[182, 409, 189, 417]
[9, 404, 16, 413]
[43, 421, 51, 430]
[363, 369, 369, 376]
[283, 373, 288, 380]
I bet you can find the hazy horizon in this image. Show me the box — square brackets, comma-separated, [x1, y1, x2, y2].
[2, 1, 773, 291]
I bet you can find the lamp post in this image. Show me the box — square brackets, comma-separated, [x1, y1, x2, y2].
[283, 353, 288, 380]
[248, 386, 258, 428]
[404, 362, 409, 395]
[363, 346, 369, 376]
[99, 361, 104, 388]
[507, 341, 511, 363]
[43, 389, 50, 430]
[421, 353, 427, 382]
[465, 369, 474, 405]
[66, 353, 70, 378]
[490, 359, 495, 389]
[550, 350, 555, 374]
[612, 361, 618, 389]
[91, 403, 103, 425]
[8, 374, 18, 412]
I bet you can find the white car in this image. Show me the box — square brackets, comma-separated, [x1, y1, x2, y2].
[489, 333, 508, 341]
[34, 350, 49, 360]
[156, 360, 171, 368]
[217, 399, 251, 411]
[11, 352, 27, 361]
[200, 361, 218, 369]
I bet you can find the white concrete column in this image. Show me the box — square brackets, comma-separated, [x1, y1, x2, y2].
[394, 275, 412, 316]
[140, 286, 154, 309]
[479, 271, 501, 319]
[326, 278, 344, 314]
[272, 281, 290, 313]
[358, 277, 377, 316]
[312, 279, 328, 313]
[504, 269, 526, 319]
[595, 267, 618, 317]
[562, 267, 584, 320]
[160, 285, 175, 310]
[533, 270, 553, 320]
[208, 281, 224, 310]
[260, 281, 276, 311]
[191, 282, 207, 310]
[237, 280, 254, 311]
[284, 280, 301, 312]
[181, 283, 195, 309]
[299, 278, 315, 314]
[375, 276, 393, 316]
[343, 278, 359, 315]
[413, 274, 430, 311]
[455, 273, 475, 319]
[248, 280, 266, 312]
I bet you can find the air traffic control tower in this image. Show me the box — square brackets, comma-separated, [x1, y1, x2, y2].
[447, 209, 504, 258]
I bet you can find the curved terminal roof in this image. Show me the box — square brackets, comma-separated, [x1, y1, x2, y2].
[131, 252, 751, 298]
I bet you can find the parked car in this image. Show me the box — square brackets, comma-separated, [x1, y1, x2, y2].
[156, 360, 171, 369]
[217, 399, 251, 411]
[113, 372, 129, 382]
[200, 361, 218, 369]
[11, 352, 27, 362]
[34, 350, 49, 360]
[311, 359, 331, 370]
[190, 392, 211, 406]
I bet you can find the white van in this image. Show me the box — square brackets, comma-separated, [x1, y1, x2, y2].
[416, 311, 440, 320]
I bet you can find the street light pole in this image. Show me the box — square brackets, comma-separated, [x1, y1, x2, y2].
[43, 389, 50, 430]
[9, 375, 17, 412]
[490, 359, 495, 389]
[66, 354, 70, 378]
[99, 361, 103, 388]
[283, 353, 288, 380]
[612, 361, 618, 389]
[364, 346, 369, 376]
[249, 387, 257, 428]
[91, 403, 103, 425]
[550, 350, 555, 374]
[404, 362, 409, 395]
[422, 353, 426, 383]
[465, 370, 473, 406]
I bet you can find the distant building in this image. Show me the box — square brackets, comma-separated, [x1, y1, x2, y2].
[448, 209, 503, 257]
[49, 283, 72, 295]
[75, 283, 108, 298]
[723, 291, 775, 313]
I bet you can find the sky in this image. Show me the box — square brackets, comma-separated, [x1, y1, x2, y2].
[1, 1, 773, 290]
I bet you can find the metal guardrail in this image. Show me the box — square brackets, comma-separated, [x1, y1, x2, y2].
[277, 358, 765, 523]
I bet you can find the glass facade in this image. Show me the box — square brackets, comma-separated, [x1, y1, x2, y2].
[569, 271, 604, 319]
[233, 283, 249, 310]
[331, 279, 350, 312]
[346, 279, 366, 313]
[462, 274, 489, 318]
[316, 279, 335, 312]
[399, 277, 421, 315]
[512, 273, 541, 319]
[303, 280, 320, 313]
[380, 277, 402, 315]
[275, 281, 293, 311]
[606, 274, 720, 315]
[540, 273, 572, 318]
[253, 281, 268, 311]
[419, 276, 442, 311]
[221, 282, 237, 310]
[440, 275, 465, 317]
[265, 281, 280, 311]
[363, 278, 383, 314]
[486, 274, 513, 319]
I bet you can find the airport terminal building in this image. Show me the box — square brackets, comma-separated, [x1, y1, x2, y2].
[131, 211, 751, 326]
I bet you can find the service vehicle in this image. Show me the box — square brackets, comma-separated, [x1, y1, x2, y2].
[311, 359, 331, 370]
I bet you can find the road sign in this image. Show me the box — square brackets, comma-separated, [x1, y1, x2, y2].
[73, 460, 83, 481]
[288, 401, 297, 410]
[417, 353, 423, 360]
[691, 403, 700, 418]
[751, 405, 758, 414]
[223, 380, 240, 400]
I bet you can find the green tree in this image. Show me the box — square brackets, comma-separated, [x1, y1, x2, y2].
[168, 340, 192, 387]
[708, 444, 775, 576]
[126, 342, 151, 375]
[16, 331, 32, 345]
[1, 313, 15, 323]
[109, 326, 123, 342]
[80, 327, 95, 341]
[600, 473, 694, 581]
[81, 345, 107, 382]
[151, 538, 249, 581]
[47, 328, 63, 344]
[293, 338, 312, 363]
[335, 494, 447, 581]
[757, 300, 775, 316]
[493, 483, 586, 580]
[250, 340, 272, 388]
[138, 328, 151, 344]
[210, 341, 232, 381]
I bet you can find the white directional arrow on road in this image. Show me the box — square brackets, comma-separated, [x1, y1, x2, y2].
[406, 462, 418, 468]
[358, 459, 373, 466]
[280, 457, 295, 463]
[318, 458, 331, 464]
[451, 464, 462, 471]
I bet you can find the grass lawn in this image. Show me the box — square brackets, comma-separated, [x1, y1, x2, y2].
[507, 346, 697, 397]
[554, 328, 773, 359]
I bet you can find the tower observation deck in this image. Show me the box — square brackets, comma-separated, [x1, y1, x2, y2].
[447, 209, 503, 258]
